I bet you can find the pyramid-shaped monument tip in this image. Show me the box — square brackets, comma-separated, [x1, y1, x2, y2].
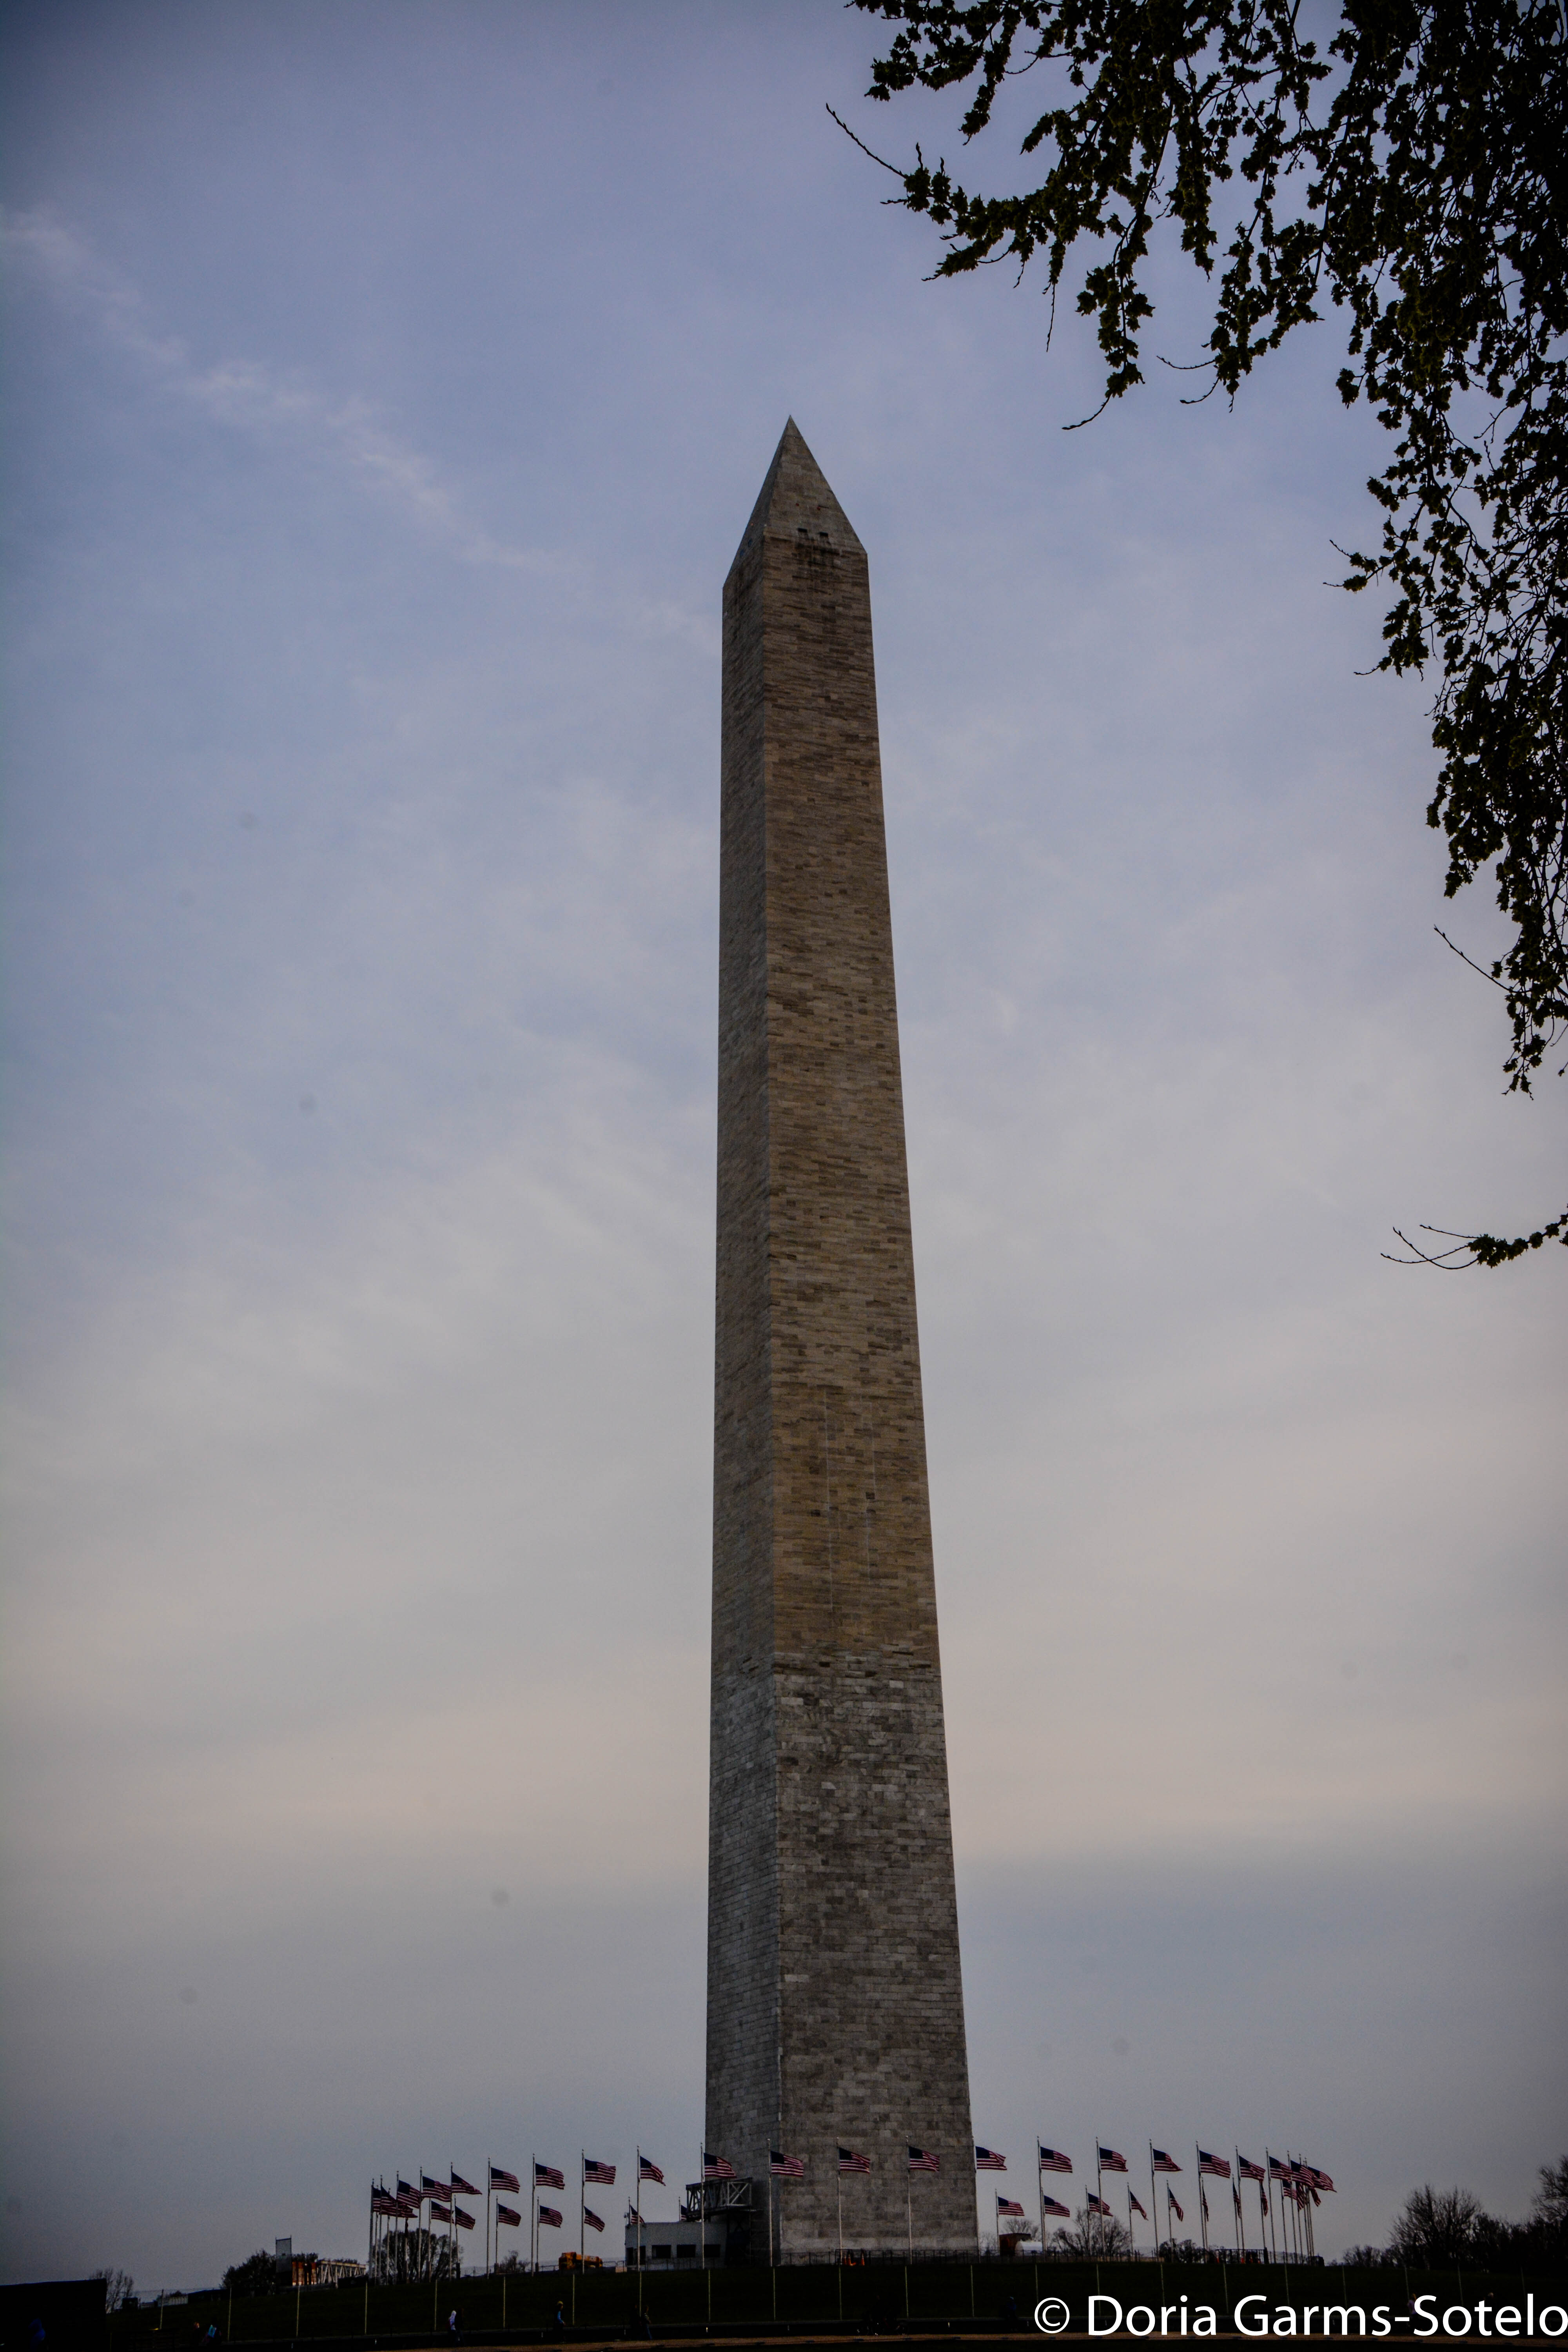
[730, 419, 863, 570]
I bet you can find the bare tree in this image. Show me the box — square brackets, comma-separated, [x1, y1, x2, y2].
[1043, 2204, 1133, 2259]
[1534, 2156, 1568, 2238]
[1390, 2186, 1484, 2266]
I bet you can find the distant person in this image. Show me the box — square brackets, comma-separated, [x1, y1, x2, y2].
[553, 2300, 566, 2338]
[447, 2308, 459, 2343]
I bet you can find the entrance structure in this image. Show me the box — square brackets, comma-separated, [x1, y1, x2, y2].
[705, 422, 976, 2260]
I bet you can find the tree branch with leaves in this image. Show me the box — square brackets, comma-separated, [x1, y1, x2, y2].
[846, 0, 1567, 1262]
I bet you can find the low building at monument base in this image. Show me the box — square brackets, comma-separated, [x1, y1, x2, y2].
[622, 2216, 725, 2269]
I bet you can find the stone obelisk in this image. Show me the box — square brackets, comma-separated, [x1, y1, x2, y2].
[706, 421, 975, 2260]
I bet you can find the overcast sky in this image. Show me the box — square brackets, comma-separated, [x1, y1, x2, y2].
[2, 0, 1563, 2293]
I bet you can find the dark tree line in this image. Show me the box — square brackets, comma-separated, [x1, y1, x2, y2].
[844, 1, 1566, 1266]
[220, 2252, 285, 2297]
[1343, 2157, 1568, 2267]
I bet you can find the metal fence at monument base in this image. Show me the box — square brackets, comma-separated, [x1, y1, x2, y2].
[103, 2259, 1566, 2346]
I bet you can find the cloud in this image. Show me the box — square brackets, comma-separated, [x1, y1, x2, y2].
[3, 206, 568, 583]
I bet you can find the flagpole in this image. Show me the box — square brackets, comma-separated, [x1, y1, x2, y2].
[697, 2145, 704, 2273]
[1263, 2161, 1272, 2265]
[1194, 2145, 1204, 2256]
[1149, 2148, 1158, 2257]
[1038, 2139, 1045, 2256]
[1265, 2157, 1276, 2265]
[906, 2156, 912, 2263]
[1125, 2185, 1135, 2256]
[1095, 2141, 1103, 2259]
[837, 2164, 842, 2268]
[1235, 2153, 1246, 2260]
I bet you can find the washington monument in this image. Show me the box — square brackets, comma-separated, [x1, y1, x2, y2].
[705, 421, 976, 2259]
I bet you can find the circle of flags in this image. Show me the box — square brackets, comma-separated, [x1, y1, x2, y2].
[367, 2134, 1336, 2274]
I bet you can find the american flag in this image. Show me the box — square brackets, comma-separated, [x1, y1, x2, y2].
[1237, 2155, 1266, 2183]
[496, 2204, 522, 2229]
[450, 2171, 479, 2197]
[1086, 2192, 1113, 2217]
[769, 2152, 805, 2179]
[1232, 2186, 1243, 2220]
[536, 2205, 563, 2230]
[1198, 2150, 1230, 2178]
[453, 2206, 476, 2232]
[908, 2146, 940, 2174]
[1268, 2155, 1290, 2183]
[1038, 2146, 1073, 2174]
[428, 2202, 452, 2224]
[1150, 2147, 1181, 2174]
[1128, 2191, 1148, 2220]
[639, 2156, 664, 2185]
[396, 2179, 417, 2200]
[1200, 2184, 1210, 2221]
[997, 2197, 1027, 2219]
[584, 2159, 616, 2186]
[370, 2194, 401, 2217]
[491, 2167, 520, 2194]
[1305, 2165, 1336, 2193]
[1040, 2194, 1071, 2220]
[838, 2147, 871, 2175]
[975, 2146, 1007, 2171]
[535, 2164, 565, 2191]
[703, 2152, 735, 2181]
[583, 2207, 605, 2234]
[421, 2174, 446, 2198]
[1098, 2147, 1128, 2174]
[1167, 2190, 1185, 2224]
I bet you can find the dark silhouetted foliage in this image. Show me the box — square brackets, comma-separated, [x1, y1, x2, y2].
[849, 1, 1566, 1261]
[221, 2252, 281, 2298]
